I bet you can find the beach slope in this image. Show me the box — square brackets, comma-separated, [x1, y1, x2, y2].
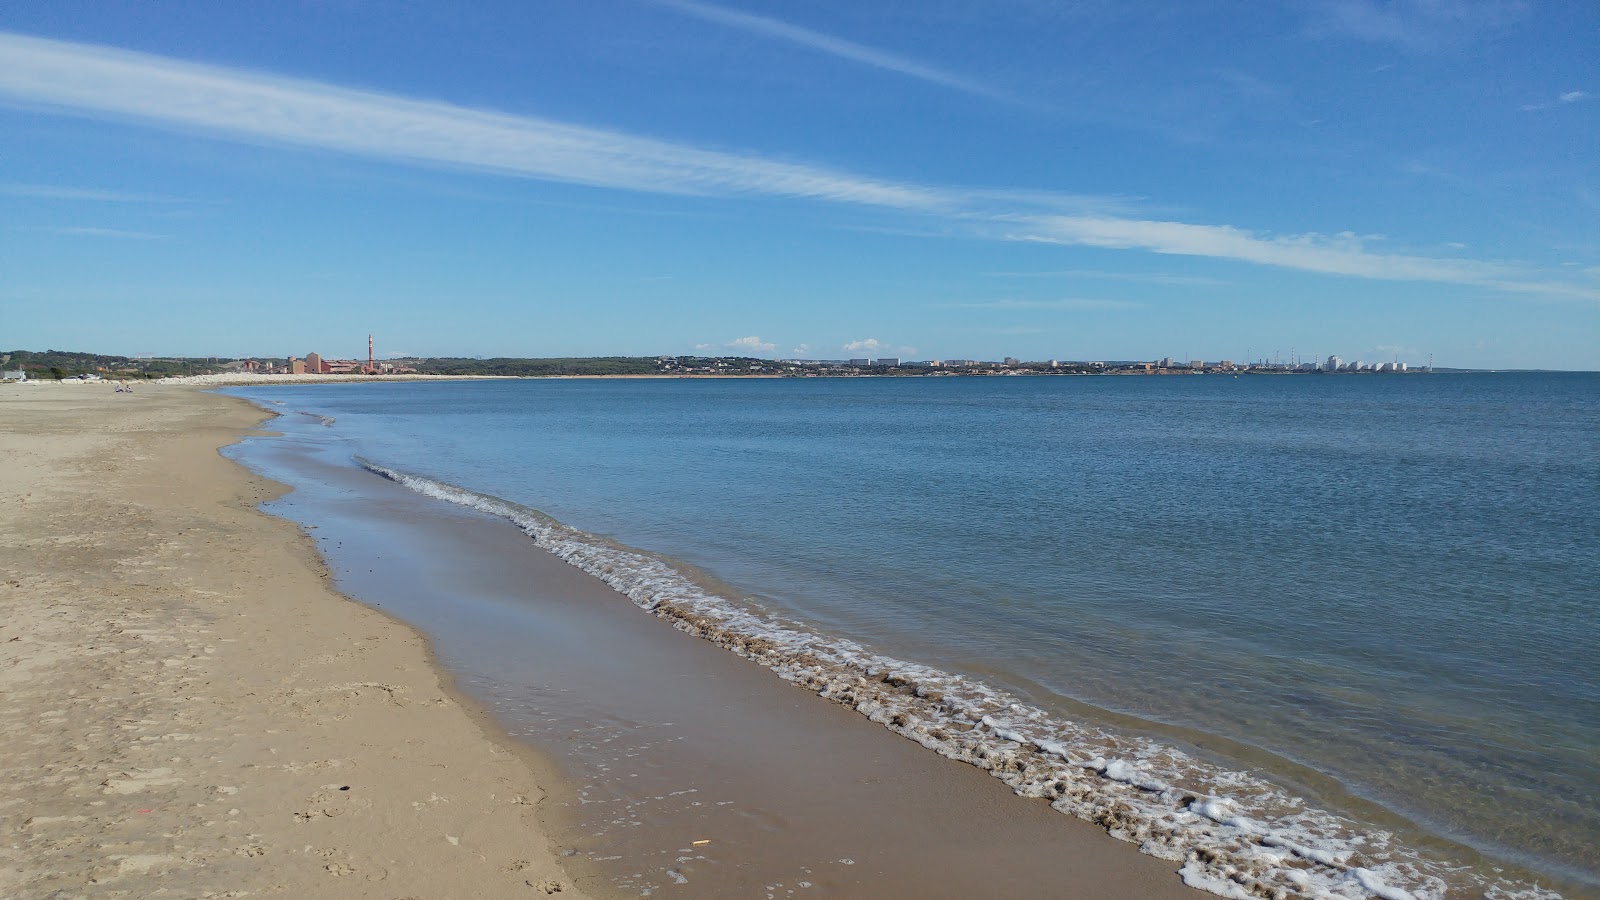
[0, 383, 582, 897]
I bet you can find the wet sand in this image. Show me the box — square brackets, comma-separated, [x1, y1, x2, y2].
[234, 394, 1199, 897]
[0, 382, 582, 897]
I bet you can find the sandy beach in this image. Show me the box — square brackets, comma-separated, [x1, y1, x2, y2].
[1, 378, 1203, 899]
[0, 381, 583, 897]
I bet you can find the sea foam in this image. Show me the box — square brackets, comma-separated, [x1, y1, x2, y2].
[359, 458, 1561, 900]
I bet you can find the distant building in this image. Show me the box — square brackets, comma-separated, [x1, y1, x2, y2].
[1159, 357, 1174, 368]
[2, 370, 25, 382]
[873, 357, 900, 367]
[848, 358, 871, 367]
[1003, 357, 1020, 366]
[288, 357, 306, 375]
[1326, 355, 1342, 372]
[305, 352, 325, 374]
[1189, 360, 1204, 370]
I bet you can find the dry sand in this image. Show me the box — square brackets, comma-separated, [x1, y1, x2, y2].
[0, 382, 583, 898]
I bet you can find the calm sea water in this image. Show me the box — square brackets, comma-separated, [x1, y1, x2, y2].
[228, 373, 1599, 894]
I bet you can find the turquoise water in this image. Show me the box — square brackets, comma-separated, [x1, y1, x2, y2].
[228, 373, 1598, 895]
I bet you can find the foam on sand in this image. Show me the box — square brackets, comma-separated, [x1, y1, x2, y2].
[361, 458, 1562, 900]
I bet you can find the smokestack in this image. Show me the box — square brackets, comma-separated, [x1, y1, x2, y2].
[368, 334, 374, 375]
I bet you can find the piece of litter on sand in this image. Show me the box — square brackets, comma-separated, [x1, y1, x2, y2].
[692, 839, 711, 846]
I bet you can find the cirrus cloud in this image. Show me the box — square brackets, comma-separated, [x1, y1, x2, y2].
[0, 32, 1592, 303]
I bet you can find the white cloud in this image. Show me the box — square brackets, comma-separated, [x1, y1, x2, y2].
[1521, 89, 1591, 111]
[654, 0, 1007, 102]
[790, 343, 812, 356]
[696, 336, 776, 355]
[727, 335, 776, 353]
[842, 338, 885, 352]
[1005, 215, 1597, 300]
[0, 32, 948, 212]
[0, 32, 1591, 303]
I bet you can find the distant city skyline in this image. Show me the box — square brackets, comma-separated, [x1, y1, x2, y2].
[1, 3, 1595, 369]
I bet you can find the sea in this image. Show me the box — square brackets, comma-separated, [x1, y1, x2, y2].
[222, 372, 1599, 899]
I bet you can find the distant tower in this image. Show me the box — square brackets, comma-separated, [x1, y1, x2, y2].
[368, 334, 374, 375]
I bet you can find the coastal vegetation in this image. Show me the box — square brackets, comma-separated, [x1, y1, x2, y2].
[5, 349, 1450, 380]
[1, 350, 242, 379]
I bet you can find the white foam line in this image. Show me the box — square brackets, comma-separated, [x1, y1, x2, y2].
[357, 458, 1560, 900]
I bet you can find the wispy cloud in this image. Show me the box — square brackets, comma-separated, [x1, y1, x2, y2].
[1299, 0, 1529, 50]
[1003, 215, 1597, 300]
[984, 268, 1232, 286]
[0, 32, 1591, 302]
[842, 338, 885, 352]
[1521, 89, 1591, 112]
[652, 0, 1008, 102]
[941, 298, 1140, 310]
[1374, 342, 1420, 357]
[1, 182, 188, 203]
[0, 32, 947, 212]
[25, 225, 165, 239]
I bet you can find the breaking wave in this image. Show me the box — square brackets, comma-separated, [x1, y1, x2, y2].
[359, 458, 1560, 900]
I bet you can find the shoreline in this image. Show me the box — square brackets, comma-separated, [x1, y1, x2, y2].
[217, 386, 1218, 897]
[7, 376, 1580, 897]
[213, 376, 1588, 899]
[0, 382, 587, 897]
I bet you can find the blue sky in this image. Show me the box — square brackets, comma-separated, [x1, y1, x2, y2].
[1, 1, 1595, 368]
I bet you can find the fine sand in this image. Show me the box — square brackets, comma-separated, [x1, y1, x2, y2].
[1, 379, 1199, 899]
[0, 382, 583, 897]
